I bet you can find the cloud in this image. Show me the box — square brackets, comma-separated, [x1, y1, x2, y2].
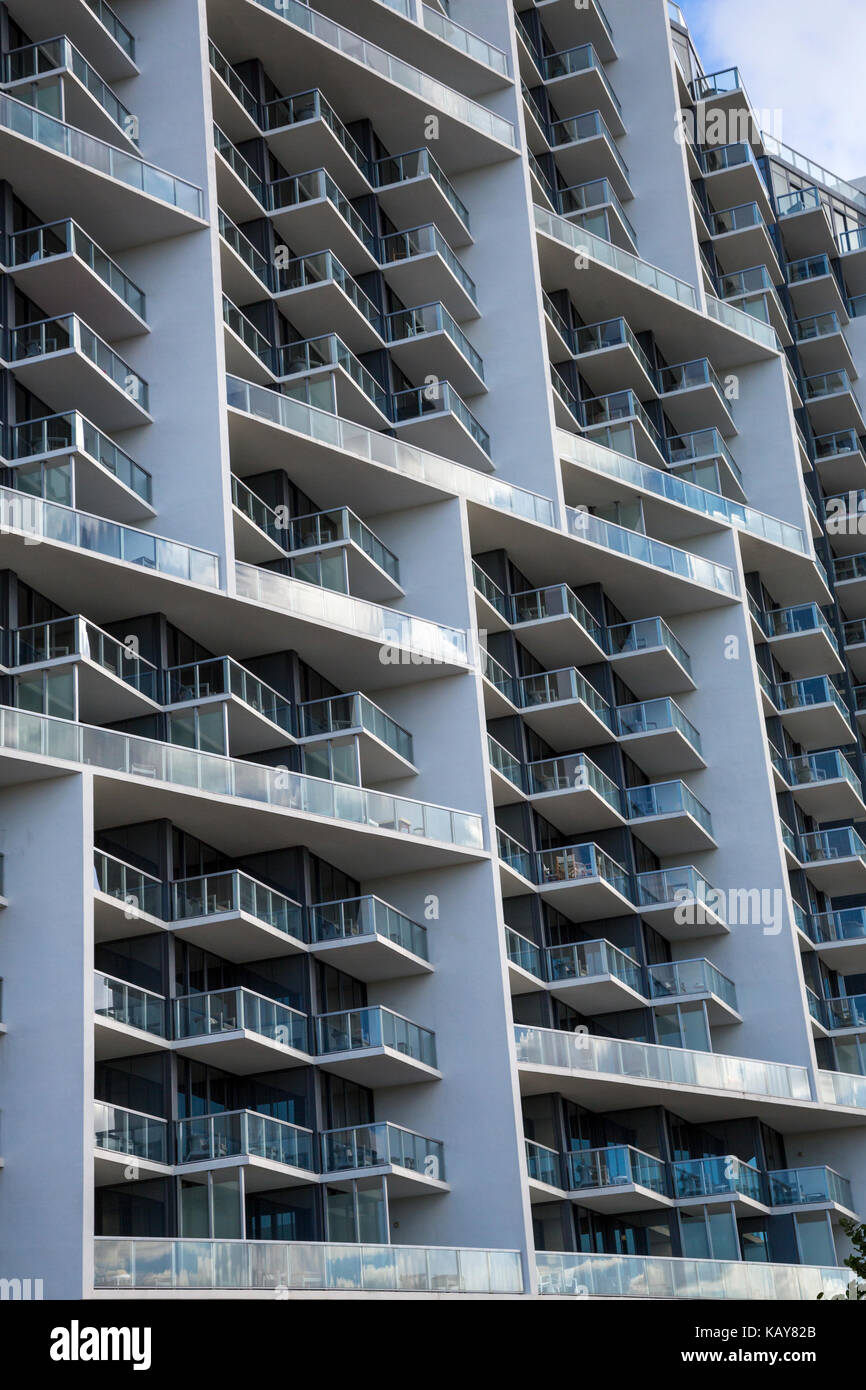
[681, 0, 865, 183]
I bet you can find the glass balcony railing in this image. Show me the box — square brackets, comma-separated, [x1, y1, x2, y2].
[768, 1166, 853, 1209]
[635, 866, 724, 919]
[488, 733, 523, 789]
[671, 1155, 763, 1202]
[95, 1102, 166, 1162]
[12, 613, 158, 696]
[507, 928, 543, 979]
[231, 475, 284, 544]
[566, 504, 738, 595]
[626, 779, 713, 835]
[10, 314, 148, 410]
[542, 45, 621, 113]
[380, 223, 476, 303]
[800, 827, 866, 865]
[277, 335, 390, 416]
[267, 168, 376, 253]
[5, 36, 136, 138]
[537, 1249, 850, 1300]
[165, 656, 293, 732]
[497, 827, 533, 880]
[390, 381, 490, 454]
[174, 986, 309, 1051]
[316, 1006, 436, 1067]
[535, 842, 631, 897]
[517, 668, 611, 726]
[514, 1025, 812, 1100]
[8, 410, 152, 504]
[323, 1121, 444, 1177]
[385, 301, 484, 379]
[309, 895, 428, 959]
[510, 581, 604, 643]
[371, 147, 470, 233]
[275, 249, 381, 330]
[776, 676, 849, 718]
[690, 66, 748, 99]
[95, 1237, 523, 1293]
[214, 123, 266, 204]
[699, 141, 759, 176]
[795, 312, 841, 344]
[709, 202, 764, 235]
[94, 970, 166, 1036]
[0, 94, 202, 214]
[299, 692, 412, 762]
[252, 0, 516, 147]
[658, 358, 729, 410]
[615, 697, 702, 754]
[525, 1138, 561, 1185]
[176, 1110, 315, 1170]
[572, 315, 652, 374]
[567, 1144, 668, 1195]
[605, 617, 691, 673]
[421, 3, 509, 76]
[526, 753, 621, 812]
[816, 995, 866, 1030]
[580, 389, 662, 449]
[534, 205, 697, 307]
[547, 938, 641, 992]
[94, 848, 163, 918]
[556, 180, 637, 245]
[261, 88, 367, 175]
[818, 1070, 866, 1109]
[816, 428, 862, 461]
[86, 0, 135, 60]
[550, 109, 628, 181]
[648, 959, 737, 1010]
[787, 253, 834, 285]
[172, 871, 306, 943]
[665, 426, 742, 485]
[280, 506, 400, 582]
[719, 264, 775, 299]
[227, 376, 554, 526]
[809, 907, 866, 945]
[8, 219, 145, 318]
[782, 751, 861, 793]
[764, 603, 838, 649]
[208, 41, 260, 120]
[223, 295, 273, 364]
[804, 369, 856, 401]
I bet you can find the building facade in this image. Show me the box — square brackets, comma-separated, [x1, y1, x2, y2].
[0, 0, 865, 1301]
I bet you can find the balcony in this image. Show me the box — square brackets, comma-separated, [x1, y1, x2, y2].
[171, 870, 306, 961]
[278, 506, 403, 602]
[566, 1145, 671, 1211]
[488, 732, 535, 802]
[786, 253, 848, 321]
[533, 0, 616, 61]
[176, 1110, 316, 1189]
[708, 203, 781, 280]
[516, 667, 612, 750]
[94, 848, 164, 941]
[779, 750, 866, 822]
[775, 675, 854, 749]
[799, 827, 866, 895]
[535, 842, 634, 920]
[231, 477, 290, 564]
[174, 986, 311, 1072]
[298, 691, 414, 782]
[542, 45, 623, 137]
[94, 971, 166, 1059]
[615, 697, 704, 776]
[273, 250, 383, 352]
[322, 1122, 446, 1195]
[776, 186, 837, 259]
[509, 582, 606, 667]
[4, 35, 138, 149]
[309, 895, 430, 979]
[838, 224, 866, 295]
[767, 1166, 854, 1213]
[164, 656, 294, 756]
[390, 379, 491, 470]
[94, 1237, 523, 1294]
[537, 1249, 850, 1300]
[719, 264, 791, 345]
[259, 86, 368, 196]
[514, 1025, 812, 1119]
[699, 142, 772, 219]
[807, 907, 866, 974]
[525, 752, 624, 833]
[818, 1070, 866, 1110]
[6, 410, 153, 522]
[16, 1, 137, 82]
[555, 178, 637, 252]
[507, 928, 545, 993]
[794, 311, 854, 377]
[316, 1005, 440, 1086]
[267, 167, 377, 274]
[648, 958, 740, 1025]
[665, 425, 745, 503]
[826, 495, 866, 561]
[579, 389, 666, 467]
[525, 1137, 563, 1194]
[0, 93, 203, 246]
[626, 779, 715, 855]
[384, 300, 485, 396]
[671, 1156, 765, 1214]
[548, 109, 631, 200]
[635, 866, 729, 941]
[546, 937, 644, 1012]
[380, 222, 477, 322]
[606, 617, 694, 698]
[372, 147, 471, 249]
[497, 827, 535, 897]
[94, 1102, 168, 1185]
[803, 370, 865, 435]
[763, 602, 842, 678]
[569, 316, 655, 397]
[213, 123, 266, 220]
[813, 994, 866, 1034]
[6, 218, 146, 340]
[657, 358, 735, 435]
[814, 430, 866, 496]
[9, 314, 150, 431]
[10, 613, 159, 723]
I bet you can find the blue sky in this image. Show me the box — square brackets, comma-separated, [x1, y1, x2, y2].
[679, 0, 865, 184]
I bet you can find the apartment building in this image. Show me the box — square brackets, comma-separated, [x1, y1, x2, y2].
[0, 0, 865, 1301]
